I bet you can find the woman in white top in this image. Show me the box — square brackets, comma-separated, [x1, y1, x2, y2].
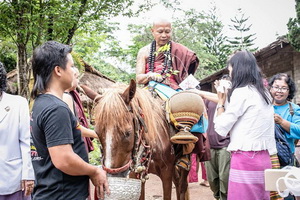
[0, 62, 34, 200]
[214, 50, 276, 200]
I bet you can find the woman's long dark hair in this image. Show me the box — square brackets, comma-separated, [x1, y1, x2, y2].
[227, 50, 271, 104]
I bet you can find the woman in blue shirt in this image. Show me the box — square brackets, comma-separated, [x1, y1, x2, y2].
[269, 73, 300, 154]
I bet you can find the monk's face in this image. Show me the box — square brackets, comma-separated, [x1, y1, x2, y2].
[151, 22, 172, 48]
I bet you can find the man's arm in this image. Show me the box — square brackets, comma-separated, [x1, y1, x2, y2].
[136, 46, 151, 84]
[48, 144, 109, 198]
[49, 144, 98, 175]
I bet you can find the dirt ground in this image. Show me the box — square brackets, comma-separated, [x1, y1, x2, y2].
[144, 164, 215, 200]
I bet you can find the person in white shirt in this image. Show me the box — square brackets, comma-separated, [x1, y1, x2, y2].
[0, 62, 34, 200]
[214, 50, 276, 200]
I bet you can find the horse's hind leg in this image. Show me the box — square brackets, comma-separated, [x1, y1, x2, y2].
[173, 166, 190, 200]
[179, 169, 189, 200]
[173, 166, 181, 199]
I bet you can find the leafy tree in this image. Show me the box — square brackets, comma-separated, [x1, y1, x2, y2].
[202, 6, 231, 71]
[0, 38, 17, 73]
[0, 0, 151, 98]
[71, 20, 135, 83]
[287, 0, 300, 51]
[228, 8, 258, 52]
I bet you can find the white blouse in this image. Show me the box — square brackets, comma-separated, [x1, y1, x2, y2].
[214, 86, 277, 155]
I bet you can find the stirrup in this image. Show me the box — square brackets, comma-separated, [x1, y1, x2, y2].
[176, 155, 191, 171]
[170, 130, 198, 144]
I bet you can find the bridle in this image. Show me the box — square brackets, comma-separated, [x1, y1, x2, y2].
[101, 103, 152, 182]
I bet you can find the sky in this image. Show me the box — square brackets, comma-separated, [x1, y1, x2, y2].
[112, 0, 297, 50]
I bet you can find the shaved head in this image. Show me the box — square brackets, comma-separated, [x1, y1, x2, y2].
[152, 18, 172, 28]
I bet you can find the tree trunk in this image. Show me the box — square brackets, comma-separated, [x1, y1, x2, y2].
[17, 43, 30, 99]
[65, 0, 88, 44]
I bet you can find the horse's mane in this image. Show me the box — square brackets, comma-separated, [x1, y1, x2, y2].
[94, 84, 169, 150]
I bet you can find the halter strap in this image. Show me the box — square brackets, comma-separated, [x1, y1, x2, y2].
[102, 159, 133, 174]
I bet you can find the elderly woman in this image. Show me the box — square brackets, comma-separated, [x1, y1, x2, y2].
[269, 73, 300, 159]
[0, 62, 34, 200]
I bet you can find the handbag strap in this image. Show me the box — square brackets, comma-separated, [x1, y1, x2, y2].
[288, 102, 294, 116]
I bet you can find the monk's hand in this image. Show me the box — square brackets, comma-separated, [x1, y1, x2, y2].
[147, 72, 163, 82]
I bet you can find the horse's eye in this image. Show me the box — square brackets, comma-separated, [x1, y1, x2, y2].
[124, 131, 131, 138]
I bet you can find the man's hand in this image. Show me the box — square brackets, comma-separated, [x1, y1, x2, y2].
[90, 167, 110, 199]
[147, 72, 163, 82]
[22, 180, 34, 196]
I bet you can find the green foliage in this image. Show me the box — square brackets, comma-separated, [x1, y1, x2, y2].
[0, 39, 17, 72]
[93, 60, 135, 83]
[0, 0, 154, 96]
[287, 0, 300, 51]
[89, 139, 102, 166]
[228, 8, 258, 52]
[202, 6, 231, 71]
[125, 24, 153, 68]
[72, 21, 134, 83]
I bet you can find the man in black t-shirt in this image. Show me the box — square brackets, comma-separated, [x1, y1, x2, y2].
[30, 41, 109, 200]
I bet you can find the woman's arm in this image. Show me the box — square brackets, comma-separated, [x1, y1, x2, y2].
[191, 89, 219, 103]
[80, 125, 98, 139]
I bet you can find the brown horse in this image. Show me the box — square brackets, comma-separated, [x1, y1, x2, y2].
[83, 80, 191, 200]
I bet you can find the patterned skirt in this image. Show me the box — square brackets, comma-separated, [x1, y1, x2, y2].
[270, 154, 283, 200]
[228, 150, 271, 200]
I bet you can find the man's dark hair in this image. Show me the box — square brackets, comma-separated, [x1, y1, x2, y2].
[268, 73, 296, 101]
[0, 62, 7, 94]
[227, 50, 271, 104]
[31, 41, 72, 99]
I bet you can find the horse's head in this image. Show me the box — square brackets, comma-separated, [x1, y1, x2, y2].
[83, 80, 169, 178]
[93, 80, 140, 177]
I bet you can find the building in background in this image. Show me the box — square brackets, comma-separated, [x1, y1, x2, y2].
[200, 38, 300, 105]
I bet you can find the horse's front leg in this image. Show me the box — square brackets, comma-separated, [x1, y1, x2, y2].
[159, 166, 174, 200]
[139, 182, 145, 200]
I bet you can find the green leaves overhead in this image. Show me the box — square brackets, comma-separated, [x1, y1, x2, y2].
[287, 0, 300, 52]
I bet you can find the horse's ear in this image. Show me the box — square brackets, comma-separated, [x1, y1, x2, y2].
[121, 79, 136, 105]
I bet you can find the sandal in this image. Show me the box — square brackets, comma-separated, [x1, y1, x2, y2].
[200, 180, 209, 187]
